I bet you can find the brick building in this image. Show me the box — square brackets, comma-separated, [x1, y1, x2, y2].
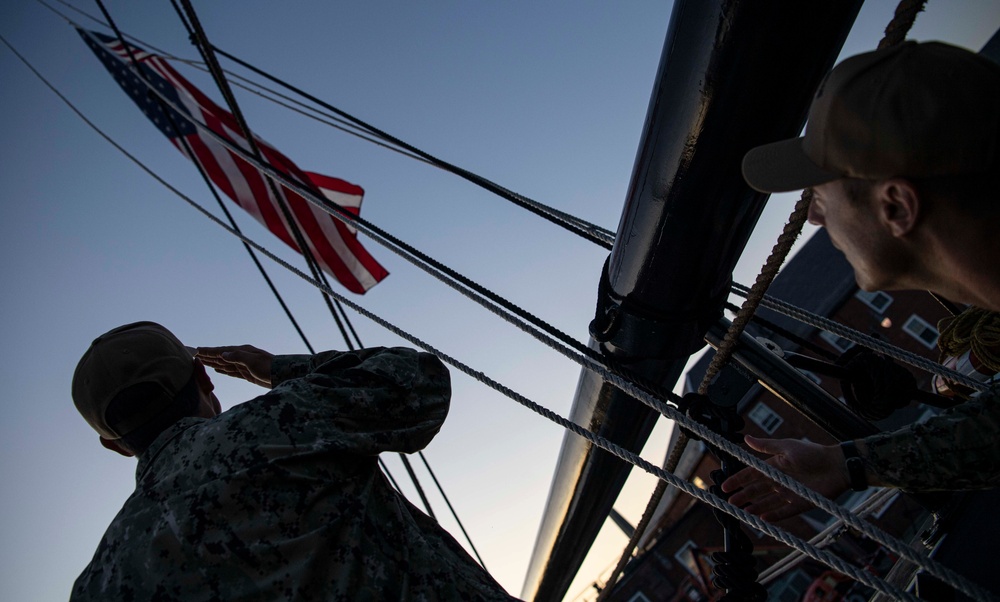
[591, 229, 955, 602]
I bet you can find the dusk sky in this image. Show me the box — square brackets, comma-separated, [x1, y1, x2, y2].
[2, 1, 998, 600]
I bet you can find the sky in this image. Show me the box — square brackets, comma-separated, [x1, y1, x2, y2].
[1, 1, 998, 600]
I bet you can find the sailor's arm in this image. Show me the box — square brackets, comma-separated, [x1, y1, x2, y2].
[200, 345, 451, 455]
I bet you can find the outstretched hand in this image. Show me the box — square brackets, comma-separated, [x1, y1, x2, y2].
[721, 435, 850, 522]
[197, 345, 274, 388]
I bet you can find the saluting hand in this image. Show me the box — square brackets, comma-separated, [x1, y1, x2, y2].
[196, 345, 274, 388]
[720, 435, 850, 522]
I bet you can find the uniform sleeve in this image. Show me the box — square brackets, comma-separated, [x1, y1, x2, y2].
[860, 390, 1000, 490]
[261, 347, 451, 456]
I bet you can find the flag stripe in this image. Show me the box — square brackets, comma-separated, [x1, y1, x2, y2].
[80, 28, 387, 294]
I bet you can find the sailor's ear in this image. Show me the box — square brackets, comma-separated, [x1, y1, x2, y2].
[876, 178, 920, 238]
[100, 436, 135, 457]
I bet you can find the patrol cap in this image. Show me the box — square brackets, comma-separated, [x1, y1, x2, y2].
[72, 321, 194, 440]
[742, 41, 1000, 193]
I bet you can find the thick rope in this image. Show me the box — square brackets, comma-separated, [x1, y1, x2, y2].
[878, 0, 927, 50]
[17, 25, 995, 599]
[600, 194, 813, 597]
[603, 1, 933, 591]
[938, 308, 1000, 375]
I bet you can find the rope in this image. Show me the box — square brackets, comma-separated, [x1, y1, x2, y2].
[739, 285, 995, 394]
[17, 18, 995, 598]
[757, 488, 900, 585]
[87, 0, 316, 357]
[725, 300, 839, 360]
[168, 0, 358, 350]
[40, 0, 617, 250]
[938, 308, 1000, 375]
[878, 0, 927, 50]
[418, 451, 489, 570]
[39, 73, 987, 597]
[101, 55, 996, 598]
[105, 41, 695, 445]
[603, 1, 935, 592]
[599, 188, 814, 600]
[210, 46, 614, 250]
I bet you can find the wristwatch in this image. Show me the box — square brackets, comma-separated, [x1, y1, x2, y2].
[841, 440, 868, 491]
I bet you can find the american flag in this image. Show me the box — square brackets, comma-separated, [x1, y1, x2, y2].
[78, 28, 388, 294]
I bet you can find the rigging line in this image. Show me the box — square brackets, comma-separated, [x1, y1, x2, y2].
[170, 2, 551, 554]
[611, 5, 932, 593]
[172, 0, 456, 529]
[111, 51, 693, 431]
[35, 28, 988, 599]
[83, 1, 317, 357]
[39, 0, 617, 247]
[378, 458, 404, 493]
[41, 66, 982, 599]
[334, 297, 364, 350]
[167, 0, 357, 352]
[1, 25, 950, 602]
[417, 451, 488, 570]
[734, 283, 994, 393]
[104, 62, 993, 597]
[602, 190, 814, 600]
[341, 296, 474, 558]
[207, 45, 615, 250]
[180, 0, 465, 542]
[758, 488, 900, 586]
[724, 300, 839, 361]
[100, 59, 992, 597]
[398, 454, 437, 520]
[119, 56, 595, 369]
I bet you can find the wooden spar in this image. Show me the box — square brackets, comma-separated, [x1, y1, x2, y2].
[521, 1, 864, 599]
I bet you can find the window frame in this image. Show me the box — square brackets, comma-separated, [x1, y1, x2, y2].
[903, 314, 940, 349]
[855, 289, 894, 313]
[747, 402, 784, 435]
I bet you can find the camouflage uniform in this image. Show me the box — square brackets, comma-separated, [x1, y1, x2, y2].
[71, 347, 517, 601]
[862, 389, 1000, 490]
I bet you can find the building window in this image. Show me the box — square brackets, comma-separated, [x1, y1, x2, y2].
[674, 540, 712, 577]
[748, 402, 783, 434]
[855, 289, 893, 313]
[820, 330, 855, 352]
[627, 593, 651, 602]
[903, 314, 940, 349]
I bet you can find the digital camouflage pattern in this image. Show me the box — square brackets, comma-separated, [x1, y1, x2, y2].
[862, 389, 1000, 490]
[71, 347, 517, 601]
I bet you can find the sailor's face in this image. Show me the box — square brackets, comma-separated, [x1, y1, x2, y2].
[809, 180, 901, 292]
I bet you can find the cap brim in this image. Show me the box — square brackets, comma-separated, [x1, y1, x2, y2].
[742, 137, 840, 193]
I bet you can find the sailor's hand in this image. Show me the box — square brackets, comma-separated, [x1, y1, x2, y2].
[197, 345, 274, 388]
[721, 435, 849, 522]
